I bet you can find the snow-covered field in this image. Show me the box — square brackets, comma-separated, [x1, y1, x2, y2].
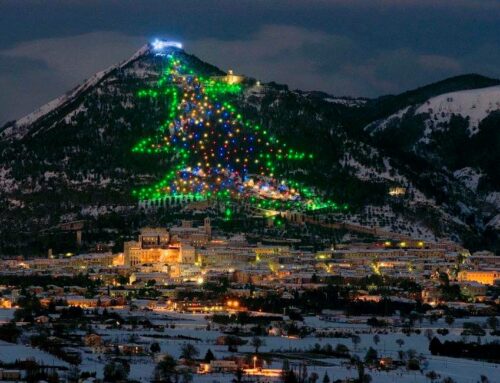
[0, 340, 69, 367]
[60, 309, 500, 382]
[0, 308, 497, 382]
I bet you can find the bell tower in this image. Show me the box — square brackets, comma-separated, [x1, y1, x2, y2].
[204, 217, 211, 239]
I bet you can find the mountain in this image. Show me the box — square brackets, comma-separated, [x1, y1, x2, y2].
[0, 43, 498, 255]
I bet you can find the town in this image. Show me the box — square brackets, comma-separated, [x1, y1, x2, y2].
[2, 3, 500, 383]
[0, 216, 498, 383]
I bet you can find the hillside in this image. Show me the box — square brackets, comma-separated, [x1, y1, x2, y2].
[0, 43, 498, 254]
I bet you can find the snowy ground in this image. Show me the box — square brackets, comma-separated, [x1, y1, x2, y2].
[0, 308, 498, 382]
[76, 309, 500, 382]
[0, 308, 15, 323]
[0, 340, 69, 367]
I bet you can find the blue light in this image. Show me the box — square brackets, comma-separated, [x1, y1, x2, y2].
[151, 39, 183, 52]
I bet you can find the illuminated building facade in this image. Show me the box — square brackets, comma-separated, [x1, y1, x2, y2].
[458, 270, 500, 285]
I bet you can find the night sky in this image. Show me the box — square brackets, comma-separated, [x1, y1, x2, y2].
[1, 0, 500, 124]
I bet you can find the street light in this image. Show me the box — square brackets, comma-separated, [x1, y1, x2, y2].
[253, 356, 257, 369]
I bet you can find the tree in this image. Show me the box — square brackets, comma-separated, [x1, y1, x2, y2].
[335, 343, 350, 355]
[351, 335, 361, 351]
[373, 334, 380, 345]
[283, 369, 298, 383]
[398, 350, 405, 362]
[66, 365, 80, 383]
[356, 359, 371, 383]
[154, 354, 177, 383]
[426, 371, 439, 383]
[47, 370, 60, 383]
[364, 347, 378, 364]
[438, 272, 450, 285]
[429, 313, 439, 325]
[103, 360, 130, 382]
[322, 371, 330, 383]
[203, 348, 215, 363]
[25, 359, 42, 383]
[180, 343, 199, 361]
[281, 359, 290, 374]
[251, 336, 265, 354]
[116, 275, 128, 286]
[150, 342, 161, 354]
[396, 338, 405, 348]
[429, 337, 442, 355]
[408, 348, 418, 358]
[297, 362, 308, 383]
[308, 372, 319, 383]
[0, 323, 21, 343]
[233, 367, 245, 383]
[445, 315, 455, 326]
[486, 316, 499, 332]
[425, 329, 434, 341]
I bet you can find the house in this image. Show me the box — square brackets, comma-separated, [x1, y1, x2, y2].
[0, 297, 13, 308]
[199, 360, 238, 373]
[84, 333, 102, 347]
[0, 369, 22, 380]
[35, 315, 50, 324]
[379, 357, 393, 369]
[118, 344, 145, 355]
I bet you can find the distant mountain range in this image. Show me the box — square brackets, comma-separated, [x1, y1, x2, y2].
[0, 44, 498, 255]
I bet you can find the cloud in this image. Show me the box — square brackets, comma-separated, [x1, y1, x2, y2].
[0, 56, 68, 124]
[282, 0, 500, 11]
[1, 31, 146, 86]
[0, 24, 498, 124]
[187, 25, 467, 96]
[0, 31, 148, 123]
[418, 55, 462, 72]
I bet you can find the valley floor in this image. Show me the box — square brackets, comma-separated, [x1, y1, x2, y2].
[2, 309, 498, 383]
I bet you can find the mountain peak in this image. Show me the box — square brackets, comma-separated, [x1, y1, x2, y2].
[1, 43, 498, 254]
[0, 40, 186, 141]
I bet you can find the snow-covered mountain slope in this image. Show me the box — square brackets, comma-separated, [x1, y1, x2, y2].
[416, 85, 500, 135]
[0, 44, 150, 141]
[364, 84, 499, 214]
[365, 85, 500, 139]
[322, 97, 367, 107]
[0, 43, 498, 255]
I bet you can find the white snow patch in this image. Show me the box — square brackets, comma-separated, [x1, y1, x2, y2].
[324, 97, 367, 107]
[453, 167, 483, 192]
[485, 192, 500, 209]
[0, 167, 18, 193]
[486, 214, 500, 229]
[416, 85, 500, 135]
[365, 106, 411, 133]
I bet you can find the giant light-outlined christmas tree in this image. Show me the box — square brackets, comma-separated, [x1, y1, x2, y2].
[132, 44, 342, 212]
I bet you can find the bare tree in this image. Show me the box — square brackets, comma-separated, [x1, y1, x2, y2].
[250, 336, 265, 354]
[351, 335, 361, 351]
